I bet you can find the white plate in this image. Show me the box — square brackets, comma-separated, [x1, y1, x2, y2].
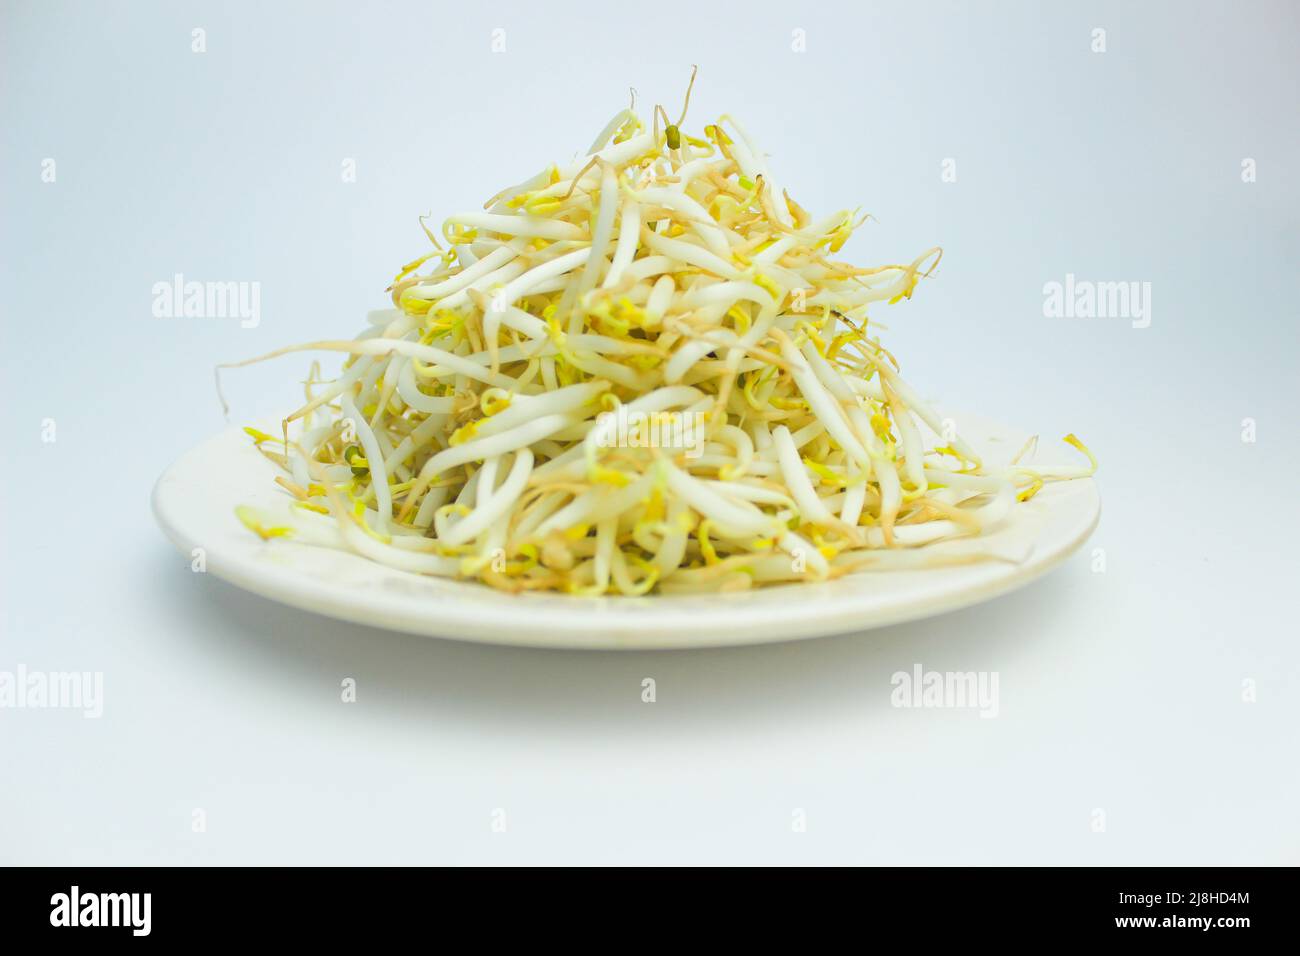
[152, 413, 1099, 650]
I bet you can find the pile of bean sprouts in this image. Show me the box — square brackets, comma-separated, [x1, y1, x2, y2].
[223, 74, 1094, 595]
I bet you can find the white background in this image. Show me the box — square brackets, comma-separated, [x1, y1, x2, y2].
[2, 0, 1298, 864]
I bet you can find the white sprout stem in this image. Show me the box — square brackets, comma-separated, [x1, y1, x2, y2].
[409, 412, 578, 528]
[340, 393, 391, 534]
[664, 464, 778, 538]
[773, 425, 837, 527]
[586, 109, 633, 155]
[602, 198, 642, 288]
[405, 241, 523, 303]
[444, 212, 585, 242]
[437, 449, 534, 547]
[778, 335, 872, 469]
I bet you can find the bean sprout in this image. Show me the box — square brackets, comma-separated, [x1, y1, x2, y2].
[222, 73, 1095, 595]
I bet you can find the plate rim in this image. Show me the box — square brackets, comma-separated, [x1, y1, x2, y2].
[151, 417, 1100, 650]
